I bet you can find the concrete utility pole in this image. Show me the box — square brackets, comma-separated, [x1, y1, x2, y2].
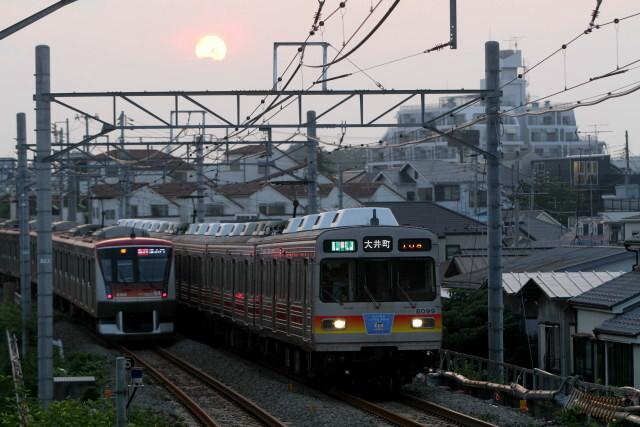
[66, 118, 77, 222]
[338, 163, 344, 209]
[16, 113, 31, 357]
[485, 41, 504, 379]
[115, 356, 127, 427]
[625, 131, 630, 186]
[513, 160, 520, 248]
[195, 133, 205, 223]
[306, 111, 319, 214]
[35, 45, 54, 407]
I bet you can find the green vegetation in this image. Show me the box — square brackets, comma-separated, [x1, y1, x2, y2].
[0, 302, 179, 426]
[555, 407, 600, 427]
[443, 288, 535, 368]
[0, 194, 10, 219]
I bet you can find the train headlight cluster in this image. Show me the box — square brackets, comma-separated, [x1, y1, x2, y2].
[322, 318, 347, 330]
[411, 317, 435, 329]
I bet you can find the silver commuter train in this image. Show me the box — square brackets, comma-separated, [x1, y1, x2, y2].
[0, 222, 176, 338]
[161, 208, 441, 385]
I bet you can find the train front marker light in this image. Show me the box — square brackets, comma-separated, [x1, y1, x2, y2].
[322, 318, 347, 330]
[161, 291, 168, 299]
[333, 319, 346, 330]
[107, 293, 113, 300]
[411, 318, 424, 328]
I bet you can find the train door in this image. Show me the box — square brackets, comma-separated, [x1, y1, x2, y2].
[270, 259, 277, 331]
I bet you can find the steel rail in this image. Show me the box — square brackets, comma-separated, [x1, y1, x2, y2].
[398, 393, 498, 427]
[153, 347, 287, 427]
[118, 346, 219, 427]
[327, 389, 425, 427]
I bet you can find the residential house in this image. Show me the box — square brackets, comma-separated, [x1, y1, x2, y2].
[570, 270, 640, 387]
[365, 201, 486, 264]
[530, 154, 621, 215]
[444, 246, 636, 289]
[211, 146, 301, 184]
[502, 271, 624, 377]
[503, 209, 568, 246]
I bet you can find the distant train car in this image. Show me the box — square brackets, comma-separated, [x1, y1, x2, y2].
[166, 208, 441, 386]
[0, 225, 176, 338]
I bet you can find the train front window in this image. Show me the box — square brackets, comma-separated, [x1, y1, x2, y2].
[320, 258, 436, 303]
[98, 247, 171, 288]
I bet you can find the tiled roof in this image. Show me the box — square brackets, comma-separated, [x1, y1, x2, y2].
[152, 182, 198, 200]
[273, 183, 333, 200]
[93, 149, 193, 171]
[502, 271, 625, 299]
[227, 145, 266, 156]
[216, 181, 264, 197]
[595, 307, 640, 337]
[342, 182, 400, 200]
[365, 201, 486, 236]
[91, 183, 145, 198]
[570, 271, 640, 309]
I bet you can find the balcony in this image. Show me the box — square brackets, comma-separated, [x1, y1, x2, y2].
[603, 198, 640, 211]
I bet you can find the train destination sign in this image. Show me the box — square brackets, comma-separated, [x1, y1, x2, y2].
[363, 236, 393, 252]
[398, 238, 431, 251]
[323, 239, 357, 253]
[137, 247, 168, 257]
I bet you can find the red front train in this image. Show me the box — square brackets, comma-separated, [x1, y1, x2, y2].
[0, 223, 176, 338]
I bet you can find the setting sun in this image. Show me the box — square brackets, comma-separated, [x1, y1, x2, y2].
[195, 35, 227, 61]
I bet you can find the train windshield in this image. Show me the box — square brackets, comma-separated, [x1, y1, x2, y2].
[98, 247, 171, 288]
[320, 258, 437, 303]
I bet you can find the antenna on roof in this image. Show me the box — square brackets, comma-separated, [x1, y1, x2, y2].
[292, 199, 299, 218]
[370, 209, 379, 226]
[130, 228, 136, 239]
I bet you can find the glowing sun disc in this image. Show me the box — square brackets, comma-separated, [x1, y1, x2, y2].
[196, 35, 227, 61]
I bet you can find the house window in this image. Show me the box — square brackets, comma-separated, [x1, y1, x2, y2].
[258, 203, 286, 216]
[105, 209, 115, 220]
[435, 185, 460, 201]
[445, 245, 461, 260]
[151, 204, 169, 217]
[572, 160, 598, 186]
[607, 341, 634, 387]
[130, 205, 138, 218]
[417, 188, 432, 201]
[229, 161, 241, 171]
[470, 190, 487, 208]
[406, 191, 415, 201]
[205, 204, 225, 216]
[258, 163, 267, 176]
[597, 223, 603, 235]
[582, 223, 589, 236]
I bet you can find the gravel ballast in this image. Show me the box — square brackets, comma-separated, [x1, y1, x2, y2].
[403, 382, 561, 427]
[168, 337, 393, 427]
[53, 319, 196, 426]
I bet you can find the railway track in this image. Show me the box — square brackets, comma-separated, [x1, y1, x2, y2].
[119, 346, 286, 427]
[327, 389, 498, 427]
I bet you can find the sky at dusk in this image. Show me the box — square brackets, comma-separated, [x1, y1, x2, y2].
[2, 1, 640, 159]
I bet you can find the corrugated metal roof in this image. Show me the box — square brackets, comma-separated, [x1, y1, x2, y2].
[570, 271, 640, 309]
[502, 271, 625, 299]
[444, 246, 633, 288]
[595, 307, 640, 337]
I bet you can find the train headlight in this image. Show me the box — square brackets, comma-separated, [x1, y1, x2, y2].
[411, 317, 435, 329]
[333, 319, 347, 330]
[322, 318, 347, 330]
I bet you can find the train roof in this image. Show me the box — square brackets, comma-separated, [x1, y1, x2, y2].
[95, 237, 173, 249]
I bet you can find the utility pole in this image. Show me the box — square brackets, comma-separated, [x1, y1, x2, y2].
[35, 45, 53, 407]
[118, 111, 130, 219]
[66, 118, 77, 222]
[513, 160, 520, 248]
[196, 132, 205, 223]
[338, 163, 344, 209]
[115, 356, 127, 427]
[485, 41, 503, 379]
[306, 111, 319, 214]
[625, 131, 630, 186]
[16, 113, 31, 357]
